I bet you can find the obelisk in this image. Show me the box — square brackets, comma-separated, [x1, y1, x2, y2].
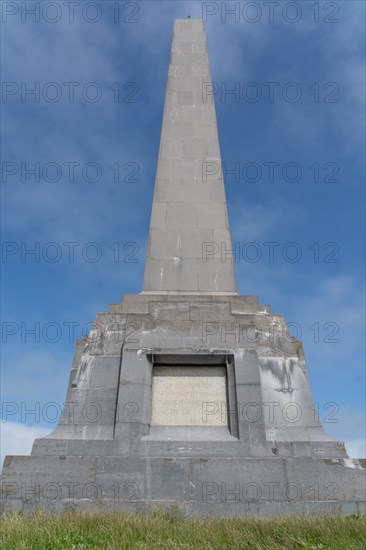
[1, 19, 365, 516]
[143, 19, 236, 294]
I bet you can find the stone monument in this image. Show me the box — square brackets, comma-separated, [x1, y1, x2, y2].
[1, 19, 365, 516]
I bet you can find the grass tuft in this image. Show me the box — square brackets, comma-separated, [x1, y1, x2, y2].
[0, 511, 365, 549]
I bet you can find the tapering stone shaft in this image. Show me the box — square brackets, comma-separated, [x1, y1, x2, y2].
[142, 19, 236, 294]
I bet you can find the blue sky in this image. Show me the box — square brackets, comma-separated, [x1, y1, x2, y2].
[1, 0, 365, 463]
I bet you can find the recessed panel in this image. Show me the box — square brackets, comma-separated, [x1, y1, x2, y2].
[150, 365, 228, 426]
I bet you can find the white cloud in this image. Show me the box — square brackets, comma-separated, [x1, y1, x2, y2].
[345, 439, 366, 459]
[2, 350, 72, 405]
[0, 422, 51, 469]
[325, 406, 365, 458]
[289, 274, 365, 372]
[230, 195, 306, 242]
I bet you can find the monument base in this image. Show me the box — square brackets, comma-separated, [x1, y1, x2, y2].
[1, 455, 365, 516]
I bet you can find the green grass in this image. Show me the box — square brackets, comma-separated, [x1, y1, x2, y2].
[0, 511, 365, 549]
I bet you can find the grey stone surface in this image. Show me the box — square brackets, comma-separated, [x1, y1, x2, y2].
[2, 455, 364, 516]
[142, 19, 236, 294]
[1, 19, 364, 517]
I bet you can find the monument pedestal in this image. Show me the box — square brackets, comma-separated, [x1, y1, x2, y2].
[2, 294, 365, 515]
